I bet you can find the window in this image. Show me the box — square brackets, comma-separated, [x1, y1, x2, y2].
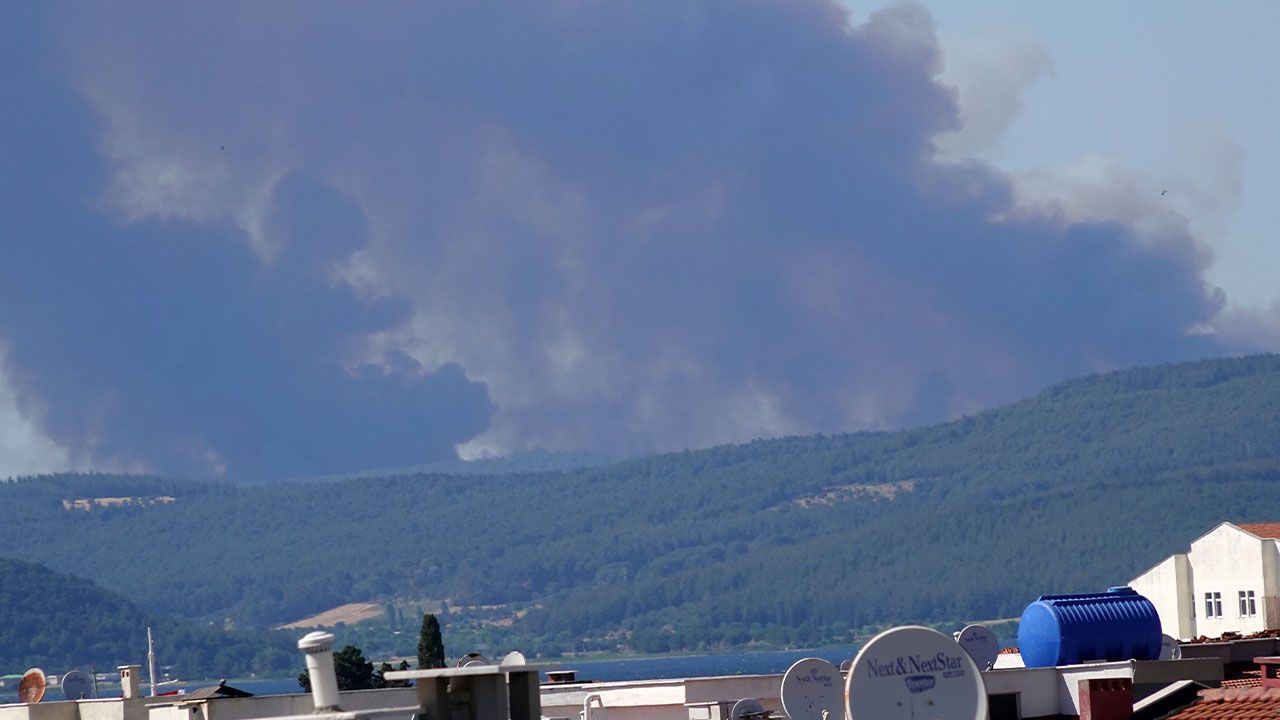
[988, 693, 1021, 720]
[1240, 590, 1257, 617]
[1205, 592, 1223, 618]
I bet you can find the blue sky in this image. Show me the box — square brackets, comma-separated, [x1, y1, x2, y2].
[0, 1, 1271, 479]
[918, 0, 1278, 307]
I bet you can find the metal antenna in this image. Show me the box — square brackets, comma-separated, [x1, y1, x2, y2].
[147, 626, 158, 698]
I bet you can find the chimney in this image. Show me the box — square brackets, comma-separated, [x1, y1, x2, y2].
[118, 665, 142, 700]
[298, 632, 341, 711]
[1254, 656, 1280, 687]
[1078, 678, 1132, 720]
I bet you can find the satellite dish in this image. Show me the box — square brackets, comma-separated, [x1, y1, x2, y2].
[729, 698, 765, 719]
[499, 651, 527, 667]
[456, 652, 490, 667]
[1159, 634, 1182, 660]
[61, 671, 90, 700]
[839, 657, 853, 673]
[956, 624, 1000, 670]
[845, 626, 988, 720]
[19, 668, 47, 704]
[780, 658, 841, 720]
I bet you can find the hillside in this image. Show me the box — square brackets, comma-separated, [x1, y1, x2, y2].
[0, 557, 296, 677]
[3, 353, 1280, 657]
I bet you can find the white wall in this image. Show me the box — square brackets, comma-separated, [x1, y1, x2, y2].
[540, 674, 783, 720]
[1261, 539, 1280, 629]
[982, 667, 1059, 719]
[1129, 522, 1280, 639]
[148, 688, 417, 720]
[1130, 554, 1192, 639]
[1, 696, 157, 720]
[1188, 523, 1268, 636]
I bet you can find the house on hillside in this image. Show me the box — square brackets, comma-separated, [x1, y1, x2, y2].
[1130, 522, 1280, 639]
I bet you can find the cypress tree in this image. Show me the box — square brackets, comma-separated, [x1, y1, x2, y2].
[417, 613, 446, 669]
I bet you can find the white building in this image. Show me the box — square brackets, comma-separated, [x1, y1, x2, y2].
[1129, 521, 1280, 639]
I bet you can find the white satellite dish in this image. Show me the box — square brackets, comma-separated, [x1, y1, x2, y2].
[956, 624, 999, 670]
[456, 652, 490, 667]
[780, 658, 841, 720]
[1159, 634, 1182, 660]
[845, 626, 988, 720]
[61, 671, 90, 700]
[729, 698, 765, 719]
[499, 651, 527, 667]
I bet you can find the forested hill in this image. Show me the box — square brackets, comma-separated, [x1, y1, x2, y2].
[0, 557, 294, 676]
[4, 353, 1280, 658]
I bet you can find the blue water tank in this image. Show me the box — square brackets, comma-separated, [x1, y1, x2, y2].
[1017, 586, 1162, 668]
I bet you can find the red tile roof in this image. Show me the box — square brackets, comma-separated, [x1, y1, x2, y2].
[1165, 687, 1280, 719]
[1239, 522, 1280, 539]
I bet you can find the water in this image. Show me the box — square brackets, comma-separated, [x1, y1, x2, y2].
[4, 640, 1011, 703]
[177, 647, 866, 696]
[0, 648, 861, 704]
[562, 646, 863, 682]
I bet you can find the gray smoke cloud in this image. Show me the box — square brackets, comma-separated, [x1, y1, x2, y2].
[0, 1, 1235, 476]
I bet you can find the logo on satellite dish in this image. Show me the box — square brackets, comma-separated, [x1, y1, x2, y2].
[905, 675, 936, 693]
[866, 651, 966, 678]
[795, 667, 834, 685]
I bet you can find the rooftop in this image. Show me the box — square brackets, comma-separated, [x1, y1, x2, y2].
[1238, 522, 1280, 539]
[1165, 686, 1280, 719]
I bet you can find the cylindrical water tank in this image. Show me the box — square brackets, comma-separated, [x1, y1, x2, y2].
[1017, 586, 1161, 668]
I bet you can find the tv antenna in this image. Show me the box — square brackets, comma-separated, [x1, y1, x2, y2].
[1159, 634, 1182, 660]
[457, 652, 490, 668]
[61, 671, 90, 701]
[780, 657, 841, 720]
[19, 668, 47, 704]
[148, 625, 159, 697]
[956, 624, 1000, 670]
[846, 626, 988, 720]
[729, 698, 766, 719]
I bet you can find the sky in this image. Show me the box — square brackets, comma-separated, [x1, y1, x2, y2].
[0, 1, 1275, 481]
[920, 0, 1279, 310]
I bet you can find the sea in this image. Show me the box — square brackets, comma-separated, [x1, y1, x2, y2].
[2, 640, 1014, 704]
[1, 646, 862, 703]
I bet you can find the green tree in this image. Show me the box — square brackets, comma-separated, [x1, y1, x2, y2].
[298, 644, 385, 691]
[379, 660, 411, 688]
[417, 613, 446, 669]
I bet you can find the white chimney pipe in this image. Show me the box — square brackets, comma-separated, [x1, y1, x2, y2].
[298, 632, 341, 712]
[118, 665, 141, 700]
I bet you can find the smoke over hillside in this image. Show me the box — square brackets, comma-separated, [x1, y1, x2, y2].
[0, 1, 1235, 479]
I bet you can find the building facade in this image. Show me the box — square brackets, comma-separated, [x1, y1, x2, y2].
[1129, 522, 1280, 639]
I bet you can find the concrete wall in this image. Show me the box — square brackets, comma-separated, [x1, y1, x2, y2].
[1130, 554, 1193, 639]
[1262, 539, 1280, 629]
[149, 688, 417, 720]
[1129, 522, 1280, 639]
[540, 674, 782, 720]
[80, 699, 150, 720]
[1189, 523, 1268, 636]
[0, 698, 155, 720]
[983, 659, 1222, 720]
[982, 667, 1060, 719]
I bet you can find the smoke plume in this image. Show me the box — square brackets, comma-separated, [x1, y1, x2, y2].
[0, 1, 1235, 477]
